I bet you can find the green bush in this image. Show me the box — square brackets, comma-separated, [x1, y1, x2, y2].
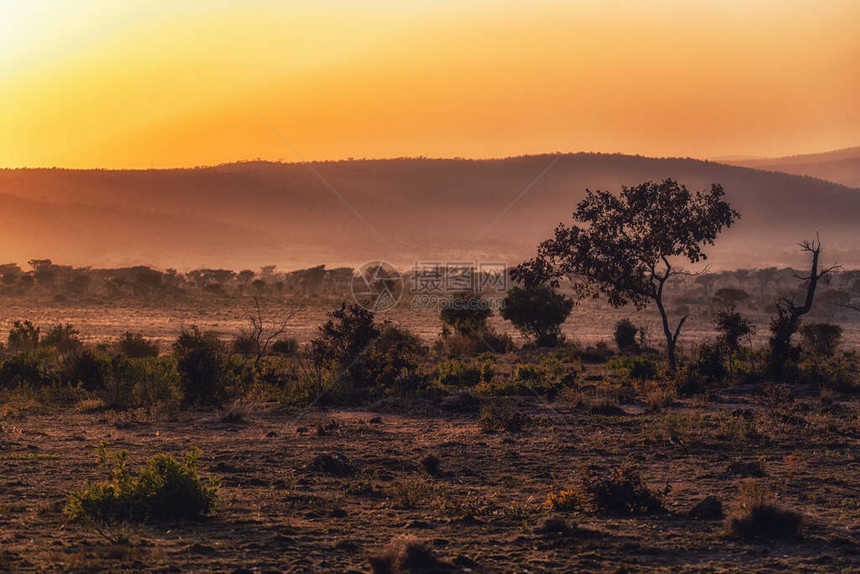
[437, 360, 481, 387]
[66, 443, 219, 524]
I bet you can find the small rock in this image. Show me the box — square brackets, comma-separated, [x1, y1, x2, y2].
[688, 496, 724, 520]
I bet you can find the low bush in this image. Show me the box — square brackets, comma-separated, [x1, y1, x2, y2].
[66, 443, 219, 524]
[608, 355, 658, 382]
[116, 332, 160, 358]
[437, 360, 481, 387]
[543, 488, 581, 512]
[727, 481, 802, 540]
[478, 400, 529, 432]
[0, 353, 45, 388]
[369, 536, 446, 574]
[800, 323, 843, 357]
[270, 338, 299, 356]
[582, 465, 664, 515]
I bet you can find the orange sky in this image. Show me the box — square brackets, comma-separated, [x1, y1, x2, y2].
[1, 0, 858, 168]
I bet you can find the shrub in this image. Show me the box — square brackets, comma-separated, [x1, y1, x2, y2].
[173, 327, 226, 406]
[311, 303, 378, 390]
[41, 323, 82, 357]
[501, 285, 573, 346]
[392, 479, 432, 509]
[60, 350, 111, 391]
[440, 292, 492, 336]
[608, 355, 658, 381]
[420, 453, 440, 476]
[800, 323, 843, 357]
[66, 443, 218, 524]
[534, 514, 576, 536]
[614, 319, 639, 352]
[115, 332, 160, 358]
[363, 323, 425, 395]
[727, 481, 802, 540]
[270, 338, 299, 356]
[544, 488, 581, 511]
[437, 360, 481, 387]
[7, 320, 40, 354]
[369, 537, 445, 574]
[714, 307, 754, 378]
[582, 465, 664, 515]
[131, 357, 182, 415]
[693, 340, 728, 384]
[481, 363, 566, 399]
[0, 353, 44, 388]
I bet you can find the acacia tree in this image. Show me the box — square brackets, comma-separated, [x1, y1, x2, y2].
[512, 179, 739, 372]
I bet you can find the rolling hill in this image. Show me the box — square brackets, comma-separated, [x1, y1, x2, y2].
[728, 146, 860, 189]
[1, 153, 858, 271]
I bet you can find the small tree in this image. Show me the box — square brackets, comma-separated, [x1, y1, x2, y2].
[767, 238, 839, 380]
[501, 285, 573, 346]
[714, 306, 754, 378]
[614, 319, 639, 352]
[512, 179, 739, 371]
[311, 303, 379, 389]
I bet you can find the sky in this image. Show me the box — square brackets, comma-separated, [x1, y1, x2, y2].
[1, 0, 858, 168]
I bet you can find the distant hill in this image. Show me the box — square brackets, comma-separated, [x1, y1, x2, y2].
[728, 146, 860, 189]
[1, 153, 858, 270]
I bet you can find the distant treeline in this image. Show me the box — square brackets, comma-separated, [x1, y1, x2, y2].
[0, 259, 858, 316]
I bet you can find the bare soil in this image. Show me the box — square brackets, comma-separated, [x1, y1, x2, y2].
[1, 388, 858, 572]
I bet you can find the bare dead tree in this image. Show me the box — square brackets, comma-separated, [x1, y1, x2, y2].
[767, 236, 840, 380]
[239, 297, 296, 371]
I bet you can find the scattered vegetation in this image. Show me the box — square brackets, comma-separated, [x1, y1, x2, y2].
[66, 443, 219, 524]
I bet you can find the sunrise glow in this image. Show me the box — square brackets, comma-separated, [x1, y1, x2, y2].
[1, 0, 859, 168]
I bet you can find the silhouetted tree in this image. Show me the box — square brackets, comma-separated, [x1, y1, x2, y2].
[767, 237, 839, 380]
[512, 179, 738, 372]
[501, 285, 573, 346]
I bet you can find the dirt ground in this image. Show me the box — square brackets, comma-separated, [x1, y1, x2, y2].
[1, 386, 858, 573]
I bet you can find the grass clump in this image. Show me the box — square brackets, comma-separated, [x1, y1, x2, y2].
[478, 400, 529, 433]
[65, 442, 219, 524]
[727, 481, 802, 540]
[369, 536, 448, 574]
